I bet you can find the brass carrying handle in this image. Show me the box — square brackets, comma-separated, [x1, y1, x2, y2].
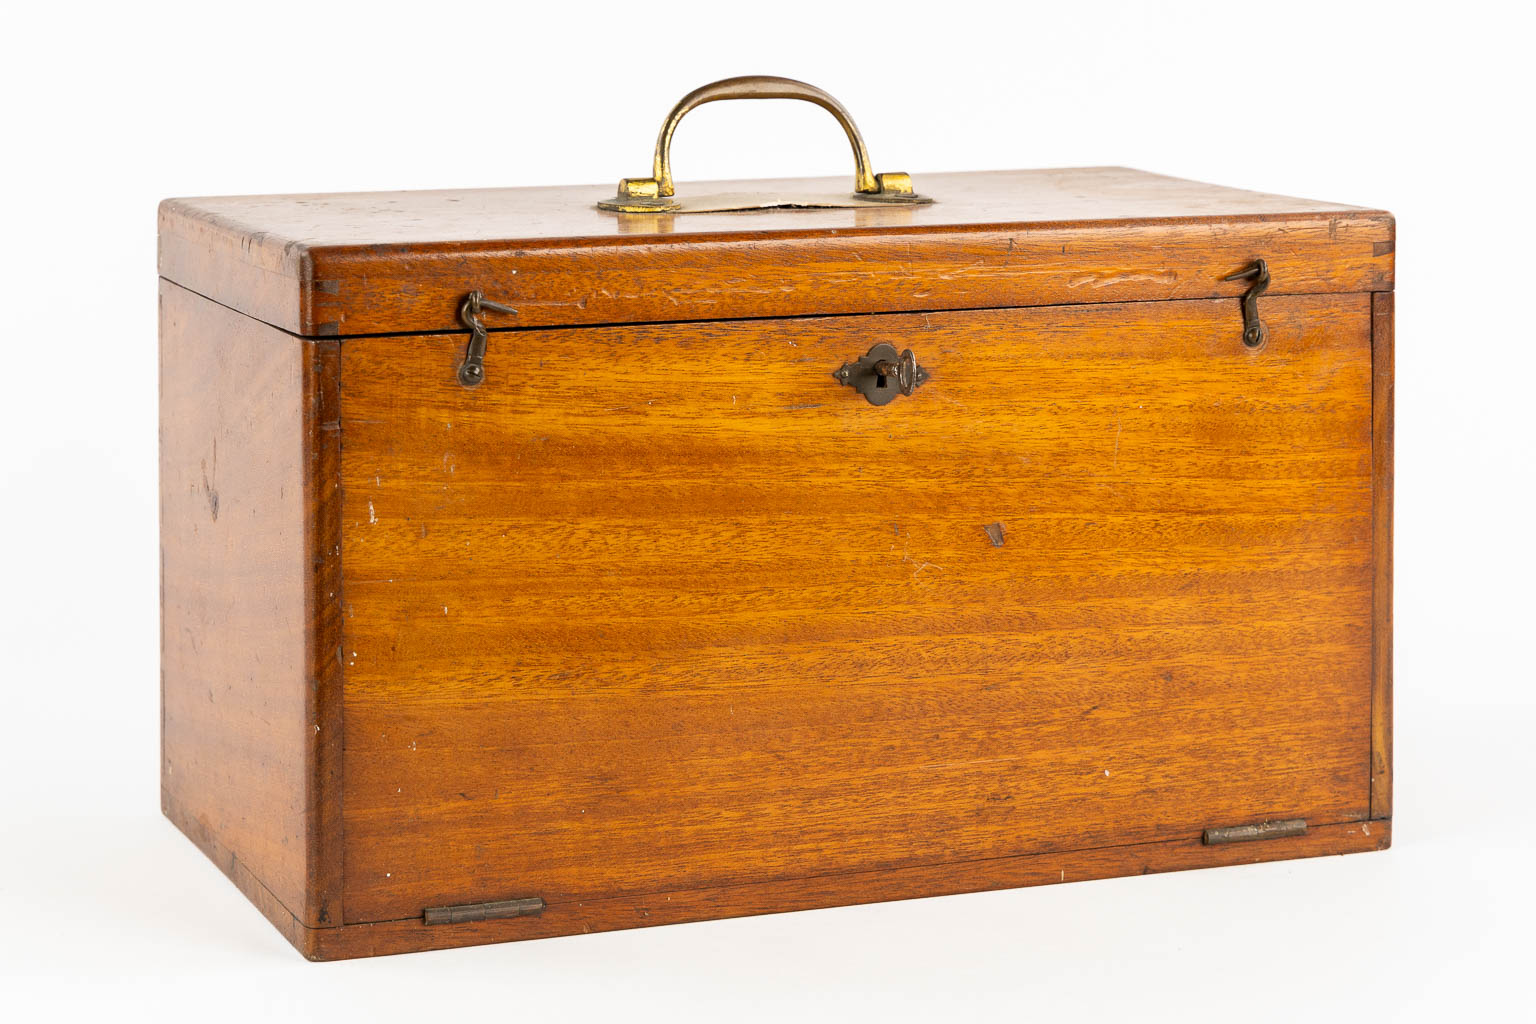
[603, 76, 919, 210]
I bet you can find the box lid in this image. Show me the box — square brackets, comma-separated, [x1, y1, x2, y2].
[158, 167, 1393, 337]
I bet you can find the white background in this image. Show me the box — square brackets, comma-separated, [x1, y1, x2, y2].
[3, 2, 1531, 1019]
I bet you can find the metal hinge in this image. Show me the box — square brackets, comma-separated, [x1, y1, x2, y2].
[1202, 818, 1308, 845]
[423, 896, 546, 925]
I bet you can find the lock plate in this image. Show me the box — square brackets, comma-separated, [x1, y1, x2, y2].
[833, 343, 929, 406]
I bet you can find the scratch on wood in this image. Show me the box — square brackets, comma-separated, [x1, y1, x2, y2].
[1066, 271, 1177, 289]
[201, 439, 219, 521]
[984, 522, 1006, 547]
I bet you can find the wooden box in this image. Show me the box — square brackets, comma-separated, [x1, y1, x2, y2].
[159, 79, 1393, 960]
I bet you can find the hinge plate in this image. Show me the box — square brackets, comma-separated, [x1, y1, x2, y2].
[424, 896, 546, 925]
[1203, 818, 1308, 845]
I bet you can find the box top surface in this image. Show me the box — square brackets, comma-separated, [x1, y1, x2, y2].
[165, 167, 1367, 248]
[159, 167, 1393, 336]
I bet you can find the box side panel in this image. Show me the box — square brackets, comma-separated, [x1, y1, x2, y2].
[159, 281, 341, 930]
[1371, 290, 1395, 819]
[339, 294, 1375, 925]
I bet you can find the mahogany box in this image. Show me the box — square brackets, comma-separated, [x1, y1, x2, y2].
[158, 77, 1394, 960]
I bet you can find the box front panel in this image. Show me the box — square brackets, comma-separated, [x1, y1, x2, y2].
[338, 294, 1374, 924]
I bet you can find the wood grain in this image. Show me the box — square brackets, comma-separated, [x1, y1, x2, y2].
[338, 294, 1375, 925]
[165, 783, 1385, 962]
[309, 819, 1390, 961]
[163, 788, 316, 955]
[159, 282, 343, 928]
[305, 321, 345, 924]
[1371, 291, 1394, 820]
[158, 167, 1394, 336]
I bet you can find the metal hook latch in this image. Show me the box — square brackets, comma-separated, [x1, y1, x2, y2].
[833, 343, 929, 405]
[1223, 259, 1270, 348]
[457, 291, 518, 387]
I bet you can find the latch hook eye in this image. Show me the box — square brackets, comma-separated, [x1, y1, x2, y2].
[1223, 259, 1270, 348]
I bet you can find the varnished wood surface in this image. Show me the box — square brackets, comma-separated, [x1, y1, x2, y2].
[305, 315, 345, 924]
[311, 817, 1388, 960]
[164, 788, 317, 955]
[158, 167, 1394, 336]
[163, 167, 1371, 249]
[167, 779, 1386, 961]
[338, 294, 1375, 925]
[1371, 292, 1394, 819]
[159, 282, 343, 927]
